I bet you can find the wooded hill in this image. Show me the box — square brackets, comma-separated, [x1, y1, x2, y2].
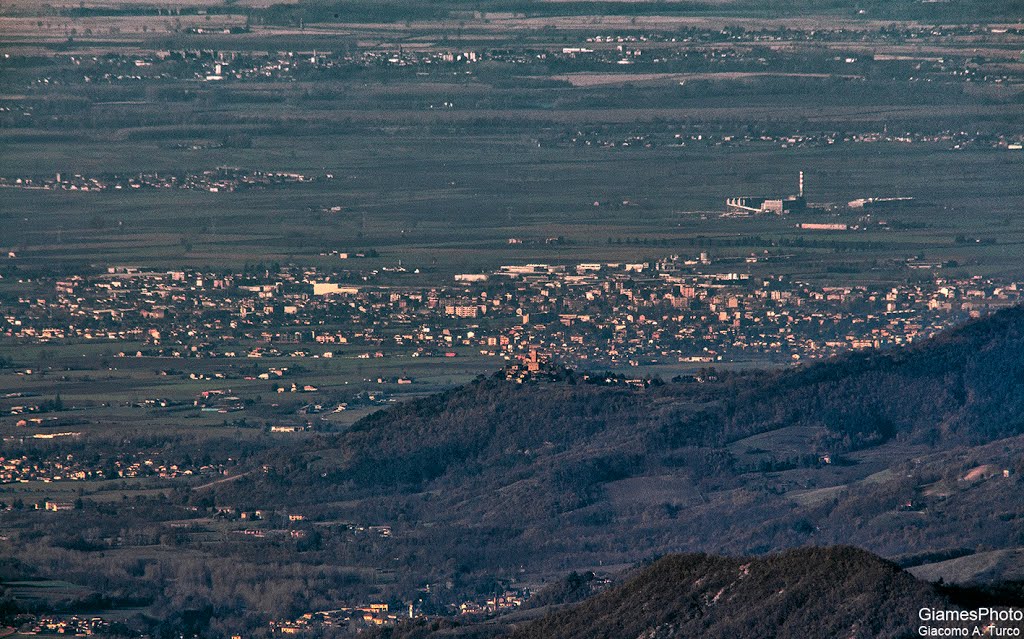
[212, 306, 1024, 583]
[7, 310, 1024, 633]
[373, 546, 993, 639]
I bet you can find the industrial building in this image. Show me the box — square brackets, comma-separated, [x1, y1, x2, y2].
[798, 223, 848, 231]
[848, 196, 915, 209]
[726, 172, 808, 214]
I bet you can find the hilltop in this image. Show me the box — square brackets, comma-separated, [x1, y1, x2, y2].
[513, 547, 940, 639]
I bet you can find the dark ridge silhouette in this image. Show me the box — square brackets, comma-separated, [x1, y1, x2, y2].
[371, 546, 965, 639]
[509, 547, 942, 639]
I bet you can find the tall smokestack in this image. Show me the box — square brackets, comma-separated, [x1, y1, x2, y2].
[799, 171, 804, 198]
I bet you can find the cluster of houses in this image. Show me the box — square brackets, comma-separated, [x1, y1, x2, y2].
[0, 452, 230, 486]
[271, 603, 406, 634]
[0, 167, 317, 194]
[3, 260, 1022, 373]
[268, 588, 530, 636]
[12, 21, 1020, 97]
[17, 615, 114, 636]
[557, 126, 1024, 152]
[457, 590, 529, 616]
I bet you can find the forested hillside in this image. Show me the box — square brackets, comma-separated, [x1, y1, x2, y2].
[512, 547, 938, 639]
[8, 309, 1022, 632]
[208, 307, 1024, 586]
[226, 306, 1024, 497]
[373, 547, 981, 639]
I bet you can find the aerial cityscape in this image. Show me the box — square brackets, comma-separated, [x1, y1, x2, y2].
[1, 0, 1024, 636]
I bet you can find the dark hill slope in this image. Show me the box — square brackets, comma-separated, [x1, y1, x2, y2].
[238, 305, 1024, 491]
[711, 303, 1024, 448]
[212, 307, 1024, 584]
[374, 304, 1024, 480]
[373, 547, 957, 639]
[511, 547, 941, 639]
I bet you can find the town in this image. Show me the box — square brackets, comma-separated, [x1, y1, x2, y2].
[3, 258, 1018, 371]
[0, 167, 319, 193]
